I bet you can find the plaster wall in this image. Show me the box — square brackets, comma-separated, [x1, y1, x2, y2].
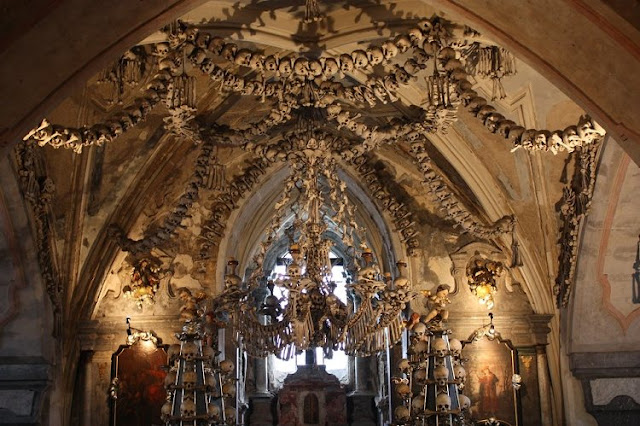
[0, 157, 54, 424]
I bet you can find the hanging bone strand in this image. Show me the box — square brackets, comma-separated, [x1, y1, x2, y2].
[109, 134, 217, 254]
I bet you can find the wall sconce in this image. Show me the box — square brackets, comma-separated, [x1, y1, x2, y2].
[466, 257, 505, 309]
[471, 312, 498, 341]
[125, 317, 158, 346]
[123, 259, 161, 309]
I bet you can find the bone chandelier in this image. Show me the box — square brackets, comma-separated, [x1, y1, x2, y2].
[214, 117, 416, 358]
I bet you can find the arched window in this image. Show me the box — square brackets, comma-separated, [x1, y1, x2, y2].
[267, 250, 351, 388]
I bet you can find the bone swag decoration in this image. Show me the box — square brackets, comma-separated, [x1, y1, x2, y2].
[21, 15, 607, 270]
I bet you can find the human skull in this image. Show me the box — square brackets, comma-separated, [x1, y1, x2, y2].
[454, 364, 466, 384]
[183, 370, 197, 391]
[155, 42, 170, 57]
[219, 359, 234, 374]
[448, 339, 462, 357]
[408, 28, 424, 44]
[225, 407, 236, 422]
[458, 394, 471, 411]
[180, 399, 196, 418]
[432, 338, 448, 357]
[508, 126, 525, 145]
[351, 49, 369, 69]
[562, 125, 581, 150]
[412, 322, 427, 341]
[205, 373, 216, 389]
[395, 67, 412, 85]
[161, 401, 172, 420]
[485, 112, 503, 133]
[182, 342, 198, 362]
[412, 340, 429, 354]
[395, 382, 411, 397]
[467, 96, 487, 112]
[577, 115, 604, 144]
[413, 368, 427, 384]
[264, 55, 279, 72]
[308, 59, 323, 78]
[167, 344, 181, 363]
[202, 346, 215, 362]
[394, 34, 412, 53]
[164, 371, 177, 388]
[477, 104, 496, 121]
[207, 37, 225, 54]
[275, 57, 291, 77]
[234, 49, 252, 66]
[398, 358, 411, 372]
[220, 43, 237, 61]
[436, 393, 451, 412]
[382, 40, 399, 61]
[195, 32, 210, 49]
[412, 395, 425, 413]
[222, 381, 236, 398]
[367, 46, 384, 66]
[496, 119, 516, 138]
[434, 365, 449, 387]
[339, 53, 354, 73]
[520, 129, 536, 149]
[208, 403, 221, 420]
[249, 53, 265, 71]
[292, 57, 309, 78]
[394, 406, 411, 422]
[535, 130, 551, 150]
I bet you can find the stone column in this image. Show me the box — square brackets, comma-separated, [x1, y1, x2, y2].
[82, 352, 94, 426]
[537, 345, 553, 425]
[254, 357, 269, 395]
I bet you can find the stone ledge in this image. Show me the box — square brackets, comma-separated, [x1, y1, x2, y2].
[570, 351, 640, 378]
[0, 359, 51, 425]
[570, 352, 640, 426]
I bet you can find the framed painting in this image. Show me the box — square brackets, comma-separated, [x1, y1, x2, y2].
[462, 336, 520, 426]
[110, 333, 168, 426]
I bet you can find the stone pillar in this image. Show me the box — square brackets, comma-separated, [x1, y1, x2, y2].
[537, 345, 553, 425]
[254, 357, 269, 395]
[82, 352, 94, 426]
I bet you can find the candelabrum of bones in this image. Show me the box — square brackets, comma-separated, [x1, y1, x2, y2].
[162, 290, 236, 425]
[392, 287, 472, 425]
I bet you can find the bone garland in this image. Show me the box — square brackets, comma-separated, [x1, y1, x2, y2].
[109, 136, 218, 254]
[23, 71, 172, 153]
[198, 156, 273, 260]
[460, 84, 606, 153]
[346, 153, 421, 257]
[14, 141, 63, 335]
[554, 142, 600, 307]
[408, 139, 515, 239]
[174, 16, 458, 80]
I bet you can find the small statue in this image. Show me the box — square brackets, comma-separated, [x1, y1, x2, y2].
[421, 284, 451, 324]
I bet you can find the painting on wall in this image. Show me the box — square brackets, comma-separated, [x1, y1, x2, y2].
[110, 338, 167, 426]
[462, 337, 519, 425]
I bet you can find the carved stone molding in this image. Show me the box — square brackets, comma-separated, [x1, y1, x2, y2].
[571, 351, 640, 426]
[0, 358, 51, 425]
